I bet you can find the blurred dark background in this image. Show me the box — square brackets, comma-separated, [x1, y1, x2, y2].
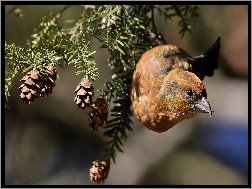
[5, 5, 249, 185]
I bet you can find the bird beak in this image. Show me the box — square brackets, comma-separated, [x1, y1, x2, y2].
[194, 97, 212, 117]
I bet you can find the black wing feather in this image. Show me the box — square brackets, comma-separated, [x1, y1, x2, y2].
[191, 37, 221, 80]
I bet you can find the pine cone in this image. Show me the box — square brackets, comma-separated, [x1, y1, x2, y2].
[74, 76, 94, 109]
[39, 64, 57, 97]
[19, 69, 42, 104]
[88, 96, 108, 131]
[18, 64, 57, 104]
[90, 159, 110, 184]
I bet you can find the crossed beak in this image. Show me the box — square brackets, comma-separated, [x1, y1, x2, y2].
[194, 97, 213, 117]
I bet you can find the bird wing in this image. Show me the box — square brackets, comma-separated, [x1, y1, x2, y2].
[190, 37, 221, 80]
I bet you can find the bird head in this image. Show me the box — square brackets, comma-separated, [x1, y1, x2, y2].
[159, 68, 212, 124]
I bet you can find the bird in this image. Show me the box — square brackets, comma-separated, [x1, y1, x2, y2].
[131, 37, 221, 133]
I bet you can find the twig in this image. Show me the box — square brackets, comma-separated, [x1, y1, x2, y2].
[69, 13, 84, 41]
[32, 5, 72, 47]
[5, 5, 19, 18]
[106, 127, 120, 163]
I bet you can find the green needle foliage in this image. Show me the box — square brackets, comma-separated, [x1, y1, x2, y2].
[5, 5, 199, 183]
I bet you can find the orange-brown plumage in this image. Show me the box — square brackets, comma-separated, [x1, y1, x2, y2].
[131, 37, 221, 132]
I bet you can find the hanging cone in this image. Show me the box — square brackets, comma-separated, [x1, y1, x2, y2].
[19, 69, 42, 104]
[39, 63, 57, 97]
[18, 63, 57, 104]
[88, 96, 108, 131]
[74, 76, 94, 109]
[90, 159, 110, 184]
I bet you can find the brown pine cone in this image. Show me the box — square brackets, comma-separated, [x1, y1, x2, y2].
[88, 96, 108, 131]
[19, 69, 42, 104]
[74, 76, 94, 109]
[90, 159, 110, 184]
[39, 63, 57, 97]
[18, 64, 57, 104]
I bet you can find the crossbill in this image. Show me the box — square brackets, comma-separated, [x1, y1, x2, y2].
[131, 37, 221, 132]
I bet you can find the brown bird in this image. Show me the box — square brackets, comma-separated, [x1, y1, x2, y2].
[131, 37, 221, 132]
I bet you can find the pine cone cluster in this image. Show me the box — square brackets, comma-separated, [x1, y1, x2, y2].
[74, 76, 108, 130]
[88, 96, 108, 131]
[90, 159, 110, 184]
[74, 76, 94, 109]
[18, 64, 57, 104]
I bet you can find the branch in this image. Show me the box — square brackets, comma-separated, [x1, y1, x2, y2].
[32, 5, 72, 46]
[5, 5, 19, 18]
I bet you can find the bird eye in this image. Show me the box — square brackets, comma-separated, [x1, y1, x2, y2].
[187, 89, 194, 97]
